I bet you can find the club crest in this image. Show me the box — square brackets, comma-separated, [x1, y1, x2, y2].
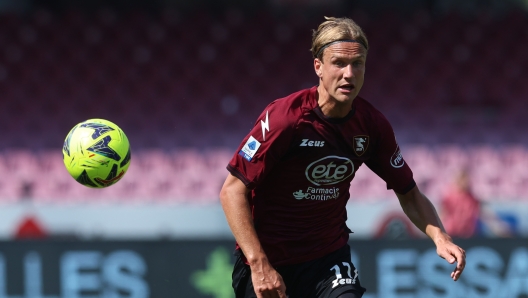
[353, 135, 369, 156]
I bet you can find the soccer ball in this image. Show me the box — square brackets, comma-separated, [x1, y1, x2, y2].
[62, 119, 131, 188]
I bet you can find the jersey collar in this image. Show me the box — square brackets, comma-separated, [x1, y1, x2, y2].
[311, 86, 357, 124]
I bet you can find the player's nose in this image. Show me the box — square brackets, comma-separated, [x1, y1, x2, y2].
[343, 64, 354, 79]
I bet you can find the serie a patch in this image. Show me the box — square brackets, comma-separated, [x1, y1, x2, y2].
[239, 136, 261, 161]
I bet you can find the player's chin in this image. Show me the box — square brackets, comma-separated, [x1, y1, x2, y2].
[335, 91, 357, 103]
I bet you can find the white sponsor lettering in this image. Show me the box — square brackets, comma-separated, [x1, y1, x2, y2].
[390, 146, 405, 168]
[293, 187, 340, 201]
[305, 156, 354, 186]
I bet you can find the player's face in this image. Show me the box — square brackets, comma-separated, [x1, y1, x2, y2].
[314, 42, 366, 105]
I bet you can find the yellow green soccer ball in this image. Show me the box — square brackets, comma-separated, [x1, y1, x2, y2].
[62, 119, 131, 188]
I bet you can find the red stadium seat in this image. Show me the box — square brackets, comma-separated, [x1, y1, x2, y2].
[0, 8, 527, 204]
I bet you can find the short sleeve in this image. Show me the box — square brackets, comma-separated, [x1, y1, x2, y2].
[365, 114, 415, 194]
[227, 101, 296, 189]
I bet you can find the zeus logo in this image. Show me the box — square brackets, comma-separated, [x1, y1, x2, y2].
[261, 111, 269, 141]
[300, 139, 325, 147]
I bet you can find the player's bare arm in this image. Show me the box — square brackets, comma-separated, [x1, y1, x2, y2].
[219, 174, 287, 298]
[395, 185, 466, 281]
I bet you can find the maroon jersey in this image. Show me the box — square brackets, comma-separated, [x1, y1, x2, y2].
[227, 86, 415, 266]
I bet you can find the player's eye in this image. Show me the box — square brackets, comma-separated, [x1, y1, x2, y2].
[333, 60, 346, 68]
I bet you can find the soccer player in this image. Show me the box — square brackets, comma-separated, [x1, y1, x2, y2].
[219, 16, 466, 298]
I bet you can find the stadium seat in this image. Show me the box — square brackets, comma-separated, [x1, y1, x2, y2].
[0, 8, 527, 203]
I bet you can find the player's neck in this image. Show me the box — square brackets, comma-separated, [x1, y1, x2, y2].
[316, 85, 354, 119]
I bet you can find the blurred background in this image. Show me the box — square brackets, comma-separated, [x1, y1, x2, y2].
[0, 0, 527, 297]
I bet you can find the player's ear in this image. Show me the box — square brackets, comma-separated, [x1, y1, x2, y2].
[314, 58, 323, 78]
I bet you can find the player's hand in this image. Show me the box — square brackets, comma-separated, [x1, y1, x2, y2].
[435, 237, 466, 281]
[250, 260, 287, 298]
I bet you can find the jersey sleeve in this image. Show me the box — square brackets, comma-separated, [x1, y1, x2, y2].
[365, 113, 416, 194]
[227, 101, 296, 189]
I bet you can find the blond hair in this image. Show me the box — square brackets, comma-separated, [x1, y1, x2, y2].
[311, 16, 369, 59]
